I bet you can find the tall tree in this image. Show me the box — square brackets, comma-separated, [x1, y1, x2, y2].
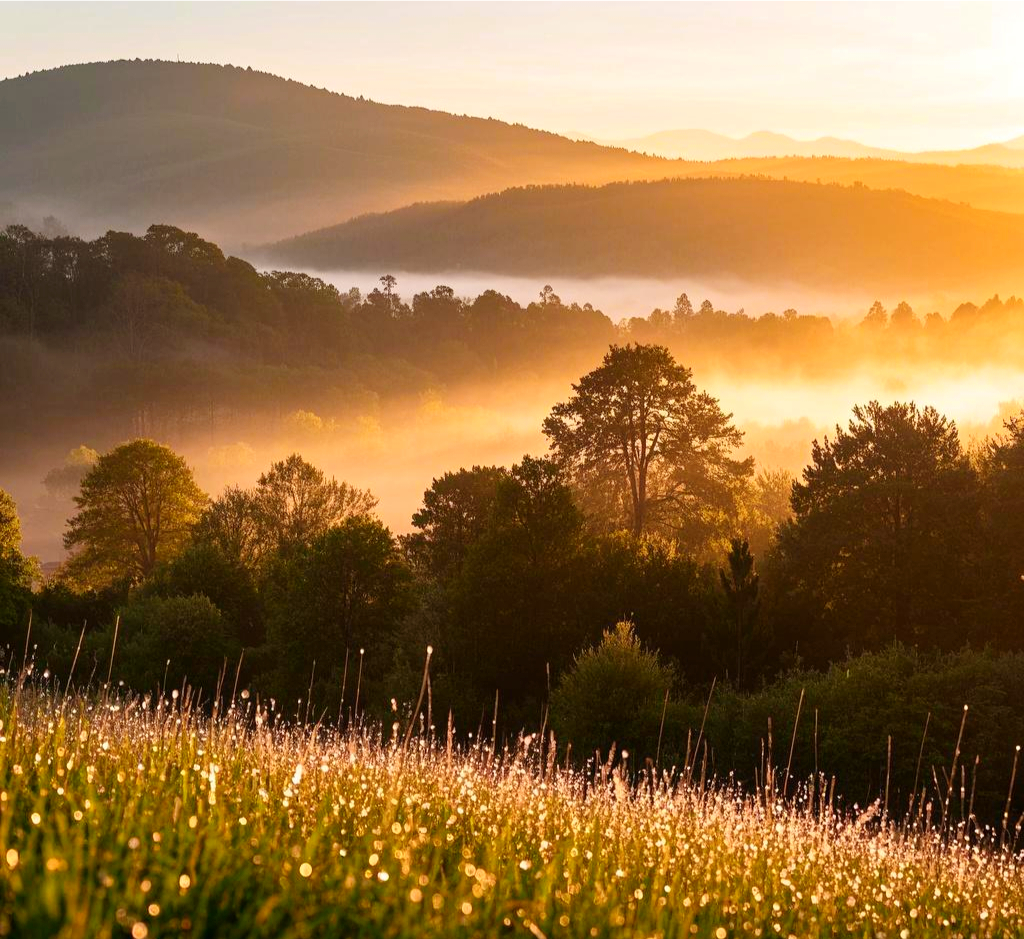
[977, 410, 1024, 641]
[717, 538, 762, 689]
[450, 456, 584, 719]
[193, 485, 266, 569]
[253, 454, 377, 554]
[262, 516, 414, 713]
[63, 439, 208, 585]
[543, 343, 751, 543]
[772, 401, 981, 661]
[406, 466, 507, 581]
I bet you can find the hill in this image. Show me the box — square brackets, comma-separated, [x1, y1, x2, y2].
[607, 127, 1024, 167]
[0, 60, 681, 244]
[6, 61, 1024, 249]
[263, 176, 1024, 290]
[684, 156, 1024, 216]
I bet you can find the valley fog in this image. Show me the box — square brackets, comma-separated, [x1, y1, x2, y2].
[305, 268, 980, 324]
[8, 359, 1022, 564]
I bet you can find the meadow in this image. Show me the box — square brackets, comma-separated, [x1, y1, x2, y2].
[1, 671, 1022, 939]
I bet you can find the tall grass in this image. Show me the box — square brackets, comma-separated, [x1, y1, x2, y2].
[0, 675, 1023, 938]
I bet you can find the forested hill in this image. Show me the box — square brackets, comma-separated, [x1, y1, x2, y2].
[0, 60, 680, 244]
[265, 176, 1024, 290]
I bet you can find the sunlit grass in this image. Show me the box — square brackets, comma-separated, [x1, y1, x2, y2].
[0, 680, 1022, 938]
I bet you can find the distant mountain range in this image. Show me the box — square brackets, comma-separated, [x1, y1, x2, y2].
[6, 59, 1024, 281]
[263, 176, 1024, 291]
[0, 60, 678, 244]
[589, 128, 1024, 167]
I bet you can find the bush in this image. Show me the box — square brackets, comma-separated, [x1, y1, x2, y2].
[147, 542, 262, 646]
[700, 645, 1024, 824]
[550, 622, 681, 764]
[113, 594, 239, 697]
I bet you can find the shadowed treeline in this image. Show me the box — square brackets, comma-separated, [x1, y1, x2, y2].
[265, 177, 1024, 291]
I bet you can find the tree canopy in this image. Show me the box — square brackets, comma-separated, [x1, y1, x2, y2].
[772, 401, 980, 661]
[63, 439, 208, 585]
[0, 488, 36, 639]
[544, 344, 752, 547]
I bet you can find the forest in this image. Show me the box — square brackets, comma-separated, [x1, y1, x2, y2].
[9, 15, 1024, 937]
[4, 325, 1024, 822]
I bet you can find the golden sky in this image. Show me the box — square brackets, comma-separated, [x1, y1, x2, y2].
[4, 1, 1024, 151]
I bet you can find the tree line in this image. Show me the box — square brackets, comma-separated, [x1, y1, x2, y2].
[3, 222, 1023, 449]
[3, 342, 1024, 818]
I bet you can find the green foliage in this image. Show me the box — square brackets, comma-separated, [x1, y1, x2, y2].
[571, 531, 720, 677]
[701, 645, 1024, 823]
[0, 487, 23, 555]
[0, 488, 36, 643]
[31, 580, 121, 634]
[551, 622, 678, 763]
[711, 539, 767, 689]
[771, 401, 981, 663]
[147, 542, 262, 647]
[449, 457, 584, 724]
[195, 456, 376, 570]
[406, 465, 507, 580]
[976, 411, 1024, 640]
[261, 516, 414, 714]
[114, 594, 238, 695]
[544, 343, 751, 549]
[63, 439, 208, 586]
[192, 486, 266, 569]
[254, 454, 377, 555]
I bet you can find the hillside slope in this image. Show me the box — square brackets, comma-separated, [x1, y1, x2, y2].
[265, 176, 1024, 290]
[686, 156, 1024, 215]
[0, 60, 680, 244]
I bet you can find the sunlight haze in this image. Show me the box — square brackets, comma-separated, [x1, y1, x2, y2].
[3, 1, 1024, 150]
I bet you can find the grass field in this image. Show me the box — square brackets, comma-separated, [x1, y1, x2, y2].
[0, 680, 1022, 938]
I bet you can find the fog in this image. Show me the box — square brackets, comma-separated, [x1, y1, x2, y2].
[307, 268, 979, 324]
[8, 359, 1022, 567]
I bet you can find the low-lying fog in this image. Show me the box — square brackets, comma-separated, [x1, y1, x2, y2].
[306, 268, 985, 323]
[4, 259, 1022, 563]
[8, 361, 1023, 566]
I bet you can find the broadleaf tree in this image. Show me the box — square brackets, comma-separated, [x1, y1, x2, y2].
[63, 439, 208, 585]
[543, 343, 752, 547]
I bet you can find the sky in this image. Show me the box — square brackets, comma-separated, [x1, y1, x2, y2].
[2, 2, 1024, 151]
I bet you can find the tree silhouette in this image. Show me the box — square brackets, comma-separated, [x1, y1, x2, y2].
[718, 538, 761, 689]
[543, 344, 751, 541]
[773, 401, 980, 661]
[253, 454, 377, 555]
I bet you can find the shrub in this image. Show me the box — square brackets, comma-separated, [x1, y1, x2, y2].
[113, 594, 238, 697]
[147, 542, 262, 646]
[550, 622, 680, 764]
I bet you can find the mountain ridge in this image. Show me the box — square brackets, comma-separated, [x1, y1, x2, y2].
[0, 59, 681, 244]
[602, 127, 1024, 167]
